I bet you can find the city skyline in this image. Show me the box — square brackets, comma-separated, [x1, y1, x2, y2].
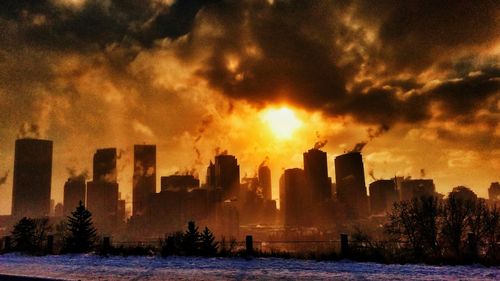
[0, 0, 498, 216]
[0, 135, 498, 217]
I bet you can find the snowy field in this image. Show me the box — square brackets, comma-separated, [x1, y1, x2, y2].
[0, 254, 499, 281]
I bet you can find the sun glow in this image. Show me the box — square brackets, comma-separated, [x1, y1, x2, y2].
[261, 107, 302, 140]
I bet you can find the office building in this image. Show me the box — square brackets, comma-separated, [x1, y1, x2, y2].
[133, 145, 156, 217]
[12, 138, 53, 218]
[334, 152, 368, 218]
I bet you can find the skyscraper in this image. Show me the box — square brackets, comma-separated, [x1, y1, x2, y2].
[258, 165, 272, 201]
[86, 148, 119, 233]
[369, 179, 398, 215]
[63, 177, 86, 216]
[133, 145, 156, 217]
[206, 161, 216, 190]
[280, 168, 311, 226]
[214, 154, 240, 200]
[334, 152, 368, 218]
[303, 148, 331, 203]
[12, 138, 53, 218]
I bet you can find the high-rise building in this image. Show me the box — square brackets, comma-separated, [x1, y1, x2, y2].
[281, 168, 311, 226]
[489, 182, 500, 201]
[206, 161, 216, 189]
[303, 148, 331, 203]
[258, 165, 272, 201]
[334, 152, 368, 218]
[63, 177, 86, 216]
[369, 179, 398, 215]
[400, 179, 435, 201]
[161, 175, 199, 191]
[133, 145, 156, 217]
[12, 138, 53, 218]
[86, 148, 119, 233]
[214, 154, 240, 200]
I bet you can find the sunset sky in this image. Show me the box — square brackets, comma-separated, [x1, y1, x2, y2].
[0, 0, 498, 215]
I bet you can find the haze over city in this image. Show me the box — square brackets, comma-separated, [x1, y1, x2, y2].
[0, 0, 498, 216]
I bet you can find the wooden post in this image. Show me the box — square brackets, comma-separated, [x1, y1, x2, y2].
[245, 235, 253, 255]
[46, 235, 54, 255]
[103, 237, 111, 255]
[340, 234, 349, 257]
[4, 236, 11, 252]
[467, 232, 477, 260]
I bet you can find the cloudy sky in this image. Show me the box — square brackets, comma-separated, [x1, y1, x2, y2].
[0, 0, 499, 214]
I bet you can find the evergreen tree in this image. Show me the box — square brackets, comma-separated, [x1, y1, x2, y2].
[65, 201, 97, 253]
[200, 226, 219, 256]
[182, 221, 201, 255]
[11, 217, 36, 253]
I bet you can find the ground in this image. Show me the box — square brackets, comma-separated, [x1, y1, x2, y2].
[0, 254, 499, 280]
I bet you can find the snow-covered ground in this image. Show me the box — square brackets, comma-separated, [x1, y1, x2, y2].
[0, 254, 498, 281]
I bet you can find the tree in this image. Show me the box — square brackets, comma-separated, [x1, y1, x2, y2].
[182, 221, 201, 255]
[12, 217, 36, 253]
[440, 191, 475, 259]
[65, 201, 97, 253]
[385, 196, 440, 260]
[200, 227, 219, 256]
[11, 217, 51, 255]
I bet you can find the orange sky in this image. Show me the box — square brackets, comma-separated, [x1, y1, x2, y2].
[0, 0, 499, 214]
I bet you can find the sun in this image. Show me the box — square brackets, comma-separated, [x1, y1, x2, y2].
[260, 107, 302, 140]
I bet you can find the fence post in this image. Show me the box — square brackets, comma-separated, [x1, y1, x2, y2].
[467, 232, 477, 260]
[340, 234, 349, 257]
[246, 235, 253, 255]
[46, 235, 54, 255]
[103, 237, 111, 255]
[4, 236, 11, 252]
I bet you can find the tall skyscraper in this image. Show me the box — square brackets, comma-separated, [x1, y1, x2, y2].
[280, 168, 310, 226]
[214, 154, 240, 200]
[206, 161, 216, 190]
[369, 179, 398, 215]
[258, 165, 272, 201]
[303, 148, 331, 203]
[12, 138, 53, 218]
[334, 152, 368, 218]
[63, 177, 86, 216]
[87, 148, 119, 233]
[133, 145, 156, 217]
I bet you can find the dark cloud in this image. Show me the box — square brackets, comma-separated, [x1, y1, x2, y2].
[0, 0, 498, 135]
[0, 0, 215, 50]
[355, 0, 500, 71]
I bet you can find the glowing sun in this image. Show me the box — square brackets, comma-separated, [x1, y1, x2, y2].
[260, 107, 302, 140]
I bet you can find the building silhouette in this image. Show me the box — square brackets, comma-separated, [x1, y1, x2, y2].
[400, 179, 435, 201]
[86, 148, 119, 233]
[54, 202, 63, 217]
[12, 138, 53, 218]
[214, 154, 240, 200]
[369, 179, 398, 215]
[161, 175, 199, 191]
[133, 145, 156, 217]
[334, 152, 368, 218]
[280, 168, 311, 226]
[63, 177, 86, 216]
[489, 182, 500, 201]
[304, 148, 331, 203]
[258, 165, 272, 201]
[206, 161, 216, 190]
